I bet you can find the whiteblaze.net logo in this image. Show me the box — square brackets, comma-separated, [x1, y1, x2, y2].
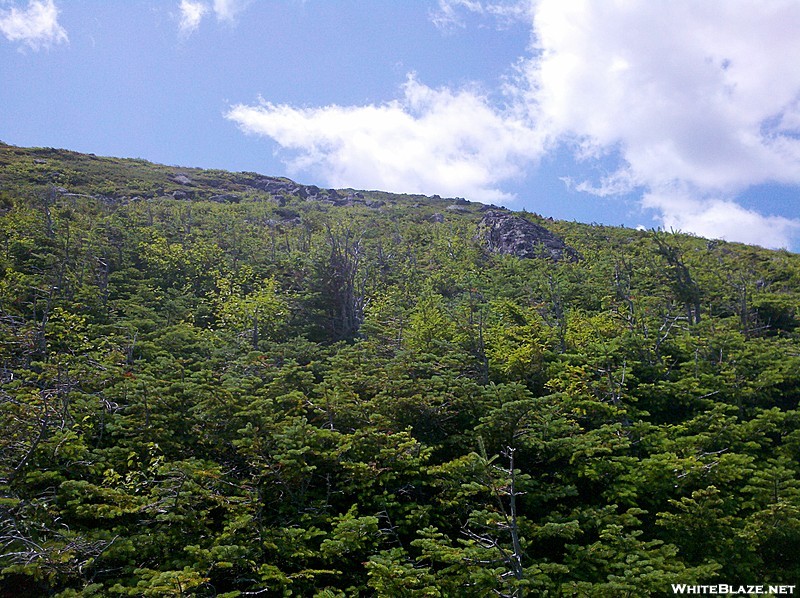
[671, 585, 796, 595]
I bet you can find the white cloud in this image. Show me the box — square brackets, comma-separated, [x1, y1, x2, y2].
[212, 0, 251, 23]
[226, 0, 800, 248]
[0, 0, 67, 50]
[643, 187, 800, 250]
[226, 75, 543, 202]
[176, 0, 250, 33]
[525, 0, 800, 247]
[178, 0, 208, 36]
[431, 0, 531, 30]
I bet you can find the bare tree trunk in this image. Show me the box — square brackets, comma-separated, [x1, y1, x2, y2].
[324, 222, 367, 340]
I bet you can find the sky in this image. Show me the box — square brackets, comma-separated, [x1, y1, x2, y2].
[2, 1, 800, 250]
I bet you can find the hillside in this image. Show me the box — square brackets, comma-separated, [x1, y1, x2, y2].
[1, 143, 799, 596]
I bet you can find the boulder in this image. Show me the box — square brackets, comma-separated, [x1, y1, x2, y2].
[478, 210, 580, 262]
[172, 174, 193, 185]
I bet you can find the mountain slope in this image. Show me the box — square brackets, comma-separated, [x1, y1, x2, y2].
[1, 144, 799, 596]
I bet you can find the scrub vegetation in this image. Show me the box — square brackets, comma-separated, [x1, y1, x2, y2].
[1, 144, 798, 596]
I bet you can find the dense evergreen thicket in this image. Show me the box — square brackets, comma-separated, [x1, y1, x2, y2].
[1, 144, 798, 596]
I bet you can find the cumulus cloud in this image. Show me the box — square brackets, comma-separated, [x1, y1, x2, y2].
[0, 0, 68, 50]
[525, 0, 800, 248]
[643, 188, 800, 250]
[226, 75, 543, 202]
[226, 0, 800, 248]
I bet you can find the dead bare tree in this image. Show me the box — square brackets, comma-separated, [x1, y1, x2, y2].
[463, 442, 527, 597]
[653, 233, 702, 325]
[323, 221, 368, 341]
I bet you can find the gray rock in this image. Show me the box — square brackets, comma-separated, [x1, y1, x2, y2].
[172, 174, 193, 185]
[478, 211, 580, 262]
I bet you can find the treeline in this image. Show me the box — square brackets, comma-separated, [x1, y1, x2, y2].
[0, 146, 798, 596]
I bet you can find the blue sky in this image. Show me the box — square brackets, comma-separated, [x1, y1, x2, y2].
[2, 1, 800, 250]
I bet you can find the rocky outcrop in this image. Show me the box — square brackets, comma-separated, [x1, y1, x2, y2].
[478, 210, 580, 262]
[243, 176, 307, 201]
[236, 176, 368, 206]
[172, 174, 193, 185]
